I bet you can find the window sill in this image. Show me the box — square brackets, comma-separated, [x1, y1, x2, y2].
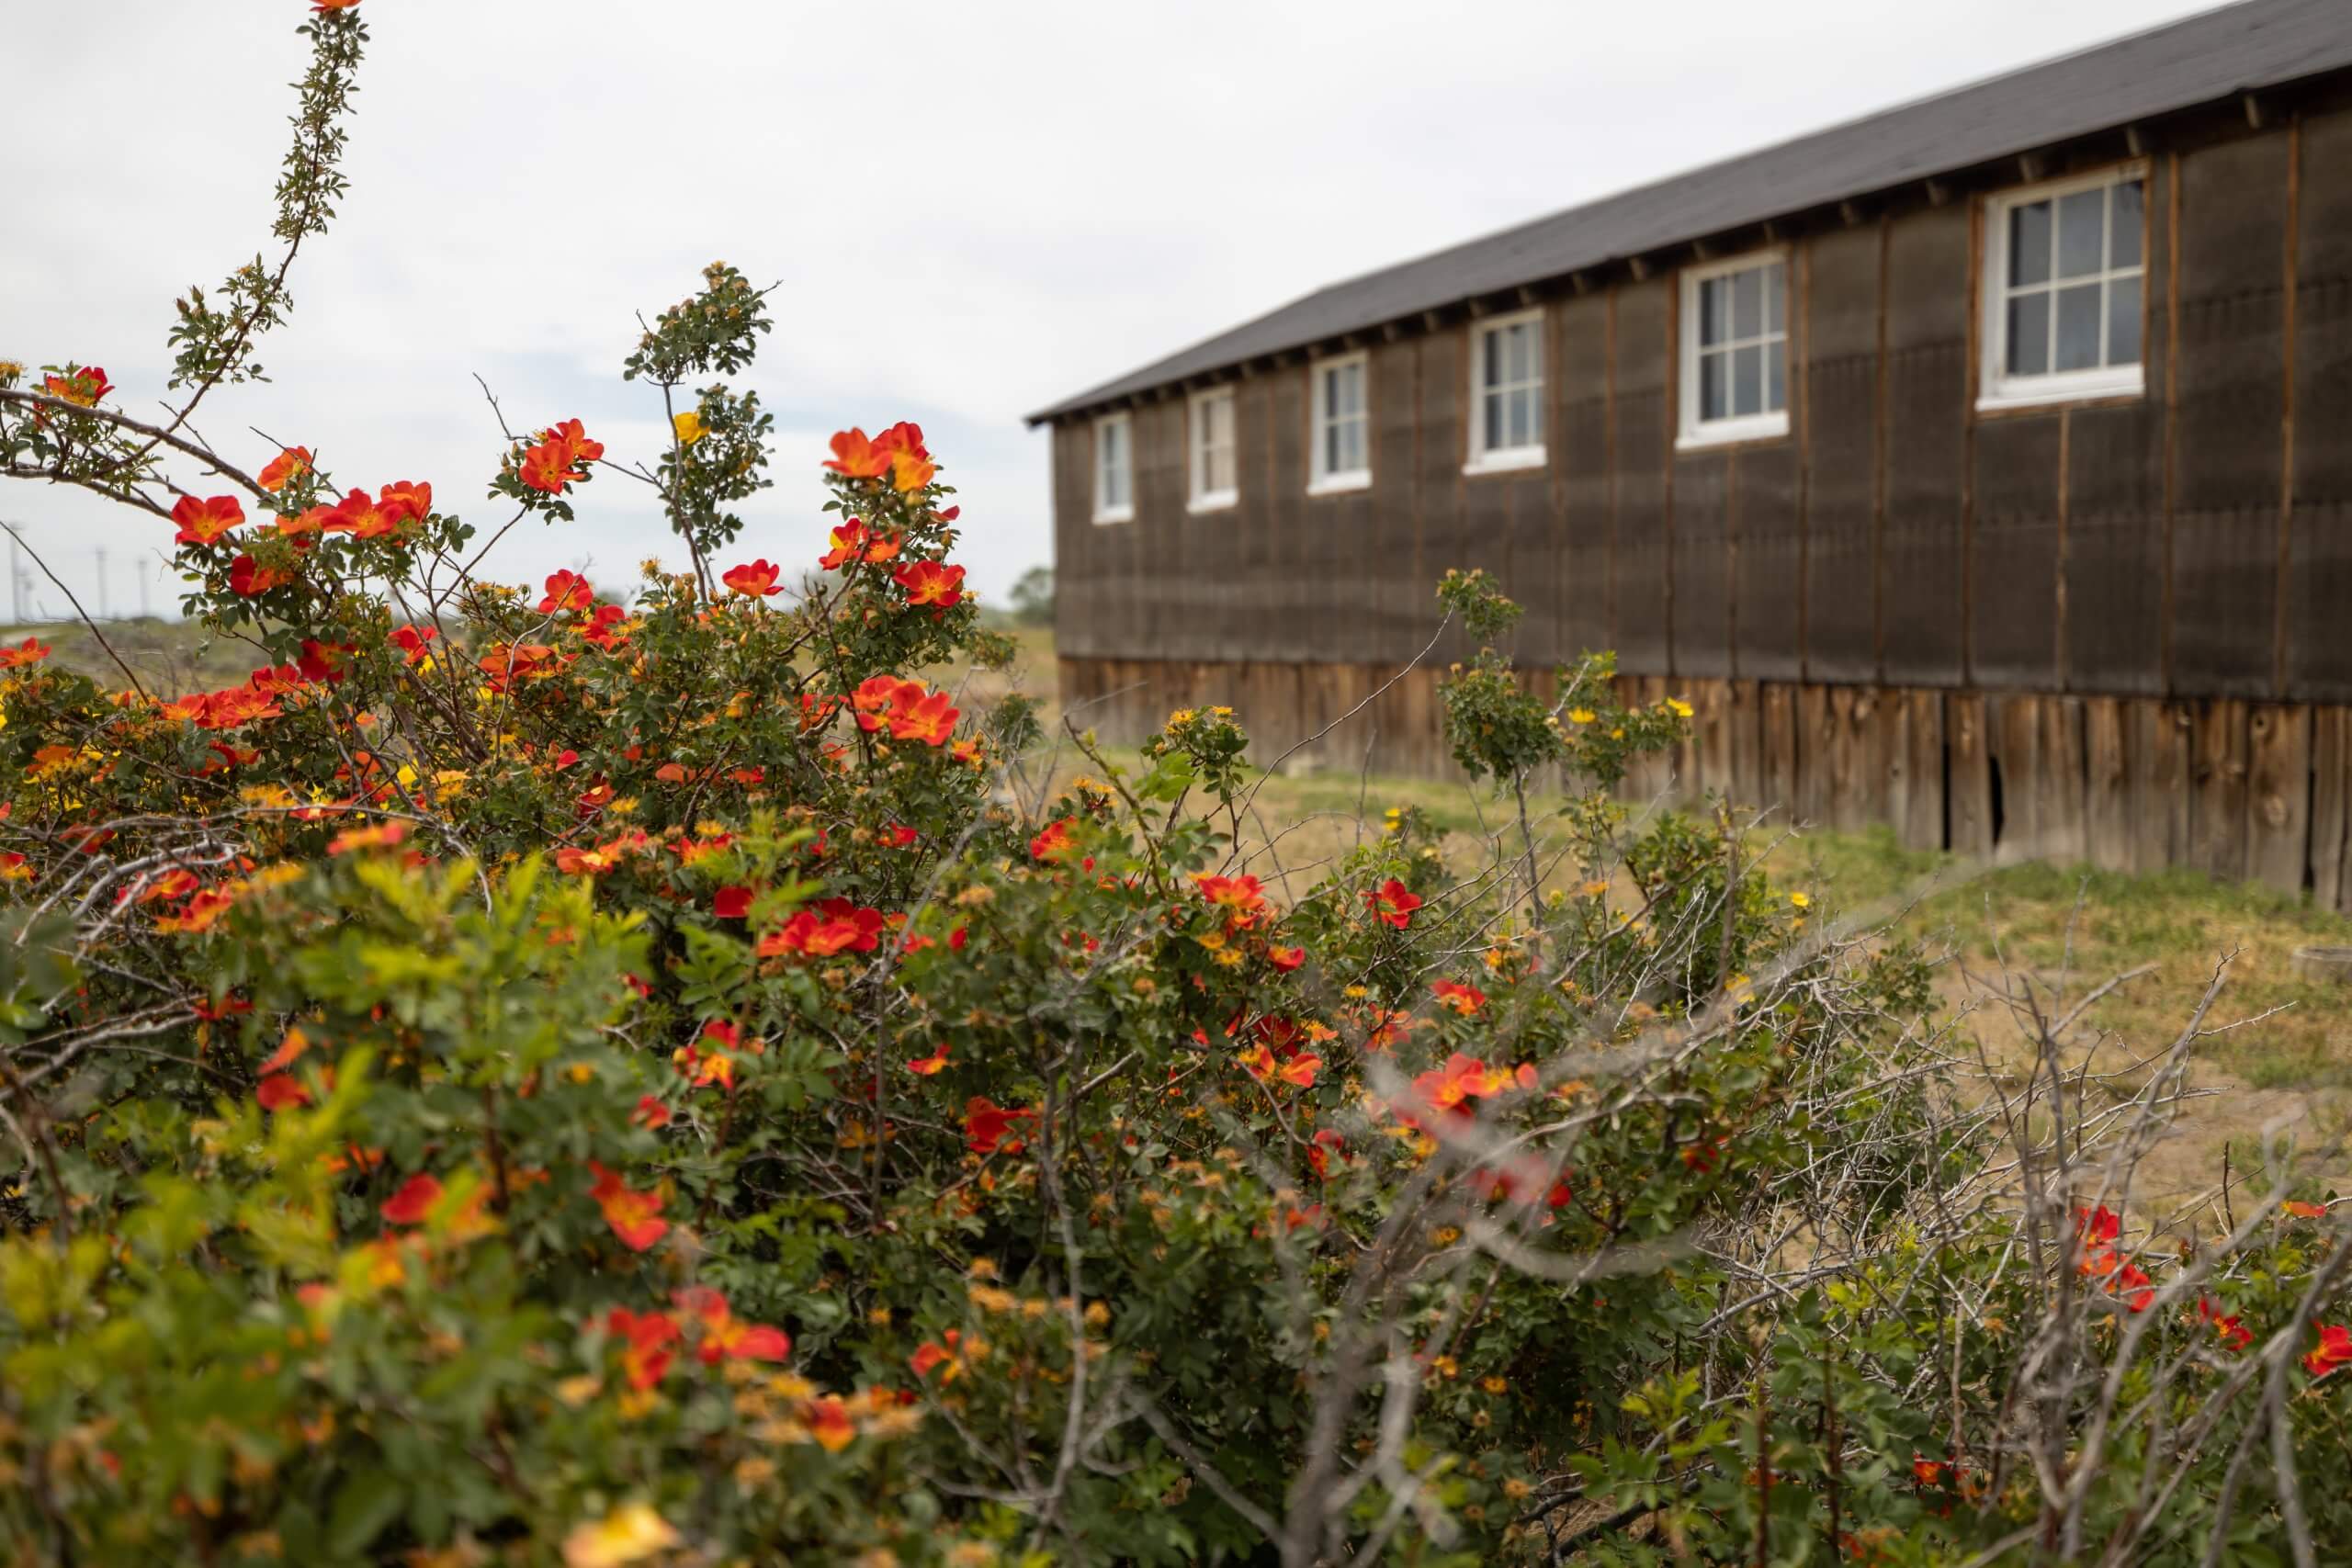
[1306, 471, 1372, 497]
[1976, 368, 2144, 413]
[1187, 491, 1238, 515]
[1091, 506, 1134, 526]
[1463, 447, 1547, 477]
[1676, 413, 1789, 452]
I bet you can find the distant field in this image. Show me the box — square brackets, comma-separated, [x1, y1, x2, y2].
[1, 616, 259, 693]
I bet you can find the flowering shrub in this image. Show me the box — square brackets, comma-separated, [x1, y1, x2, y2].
[3, 7, 2349, 1566]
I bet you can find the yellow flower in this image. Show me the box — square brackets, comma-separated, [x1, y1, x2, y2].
[1790, 891, 1811, 909]
[1567, 707, 1596, 725]
[672, 411, 706, 446]
[1666, 696, 1693, 718]
[561, 1503, 680, 1568]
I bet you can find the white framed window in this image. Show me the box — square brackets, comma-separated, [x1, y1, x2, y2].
[1465, 309, 1546, 473]
[1679, 250, 1789, 448]
[1188, 387, 1238, 512]
[1307, 352, 1371, 495]
[1092, 411, 1133, 525]
[1980, 163, 2147, 411]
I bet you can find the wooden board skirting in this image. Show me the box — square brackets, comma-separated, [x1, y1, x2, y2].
[1057, 655, 2352, 903]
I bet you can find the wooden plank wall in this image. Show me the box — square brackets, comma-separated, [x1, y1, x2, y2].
[1061, 655, 2352, 905]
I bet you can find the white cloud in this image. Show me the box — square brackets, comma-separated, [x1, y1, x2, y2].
[2, 0, 2222, 628]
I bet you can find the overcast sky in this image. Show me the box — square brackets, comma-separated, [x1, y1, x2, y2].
[2, 0, 2225, 625]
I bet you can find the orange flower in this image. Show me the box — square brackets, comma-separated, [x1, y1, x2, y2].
[1278, 1052, 1322, 1089]
[257, 446, 312, 492]
[823, 428, 891, 479]
[312, 0, 364, 12]
[328, 820, 409, 856]
[1194, 874, 1266, 916]
[722, 558, 783, 598]
[906, 1044, 951, 1076]
[542, 418, 605, 466]
[1367, 878, 1422, 930]
[964, 1097, 1035, 1156]
[2307, 1323, 2352, 1379]
[910, 1329, 966, 1383]
[228, 554, 289, 597]
[806, 1394, 855, 1453]
[316, 487, 418, 542]
[632, 1095, 672, 1130]
[2282, 1201, 2329, 1219]
[673, 1285, 792, 1366]
[519, 441, 584, 495]
[257, 1024, 313, 1073]
[160, 886, 240, 932]
[40, 366, 110, 407]
[0, 852, 32, 884]
[380, 1172, 443, 1226]
[819, 519, 899, 570]
[588, 1161, 669, 1252]
[893, 559, 966, 609]
[1237, 1043, 1279, 1083]
[1433, 980, 1487, 1016]
[0, 636, 50, 669]
[171, 494, 245, 546]
[377, 479, 433, 526]
[1268, 945, 1306, 973]
[1408, 1053, 1515, 1121]
[888, 691, 960, 747]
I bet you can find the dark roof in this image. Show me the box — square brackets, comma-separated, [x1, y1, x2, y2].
[1028, 0, 2352, 424]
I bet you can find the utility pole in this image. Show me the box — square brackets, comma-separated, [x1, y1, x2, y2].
[95, 547, 108, 621]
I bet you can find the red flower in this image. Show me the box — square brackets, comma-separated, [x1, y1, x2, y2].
[606, 1307, 682, 1391]
[632, 1094, 673, 1130]
[538, 569, 595, 614]
[893, 559, 967, 609]
[964, 1097, 1036, 1156]
[257, 446, 312, 492]
[518, 423, 602, 496]
[911, 1329, 965, 1383]
[588, 1161, 669, 1252]
[40, 366, 110, 407]
[543, 418, 605, 465]
[2075, 1204, 2122, 1247]
[722, 559, 783, 598]
[2305, 1323, 2352, 1379]
[823, 427, 891, 479]
[390, 624, 436, 665]
[851, 673, 928, 731]
[1194, 874, 1266, 916]
[298, 639, 355, 684]
[758, 898, 886, 959]
[255, 1073, 310, 1111]
[1406, 1054, 1517, 1122]
[2198, 1297, 2253, 1350]
[1367, 878, 1422, 930]
[819, 518, 899, 570]
[312, 0, 364, 12]
[0, 636, 51, 669]
[228, 554, 288, 597]
[906, 1044, 951, 1076]
[380, 1172, 443, 1226]
[877, 423, 936, 491]
[807, 1394, 855, 1452]
[888, 691, 960, 747]
[317, 487, 418, 541]
[1030, 818, 1077, 863]
[1433, 980, 1487, 1016]
[713, 886, 753, 919]
[1268, 944, 1306, 972]
[378, 479, 432, 526]
[171, 494, 245, 546]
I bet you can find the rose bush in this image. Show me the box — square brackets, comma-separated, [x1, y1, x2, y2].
[3, 6, 2349, 1565]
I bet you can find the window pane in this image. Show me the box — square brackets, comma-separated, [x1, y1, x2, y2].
[2110, 178, 2144, 270]
[1731, 265, 1762, 340]
[1765, 340, 1785, 413]
[1525, 323, 1543, 385]
[1765, 262, 1784, 334]
[2007, 293, 2051, 376]
[1339, 419, 1365, 475]
[2106, 274, 2143, 367]
[1323, 421, 1340, 477]
[1485, 391, 1502, 453]
[1733, 344, 1762, 417]
[1208, 446, 1234, 493]
[1701, 278, 1725, 347]
[1701, 351, 1727, 421]
[1483, 330, 1501, 392]
[1345, 364, 1365, 416]
[2054, 282, 2101, 371]
[1510, 387, 1534, 449]
[2057, 188, 2105, 278]
[2009, 199, 2052, 287]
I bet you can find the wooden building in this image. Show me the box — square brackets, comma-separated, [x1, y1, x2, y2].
[1030, 0, 2352, 898]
